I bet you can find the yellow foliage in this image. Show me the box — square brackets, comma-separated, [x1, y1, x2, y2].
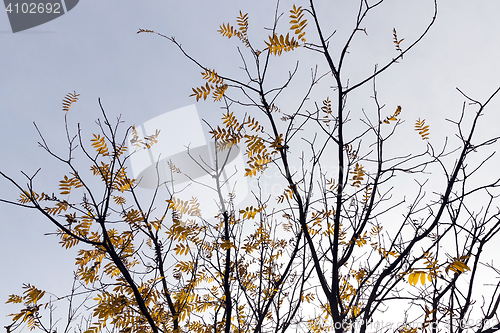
[201, 69, 223, 84]
[113, 195, 126, 205]
[59, 174, 83, 195]
[129, 126, 160, 150]
[174, 243, 190, 256]
[339, 277, 356, 302]
[44, 201, 68, 215]
[264, 33, 299, 56]
[301, 292, 315, 303]
[245, 135, 266, 157]
[445, 255, 470, 275]
[6, 294, 23, 304]
[236, 11, 249, 43]
[380, 105, 402, 124]
[58, 228, 79, 249]
[23, 284, 45, 305]
[321, 97, 334, 125]
[400, 326, 418, 333]
[92, 292, 130, 323]
[350, 231, 368, 247]
[351, 305, 360, 318]
[218, 11, 250, 47]
[244, 116, 264, 133]
[210, 125, 242, 151]
[137, 28, 154, 34]
[220, 240, 236, 250]
[321, 97, 332, 114]
[73, 219, 92, 238]
[243, 134, 272, 177]
[191, 70, 228, 102]
[377, 246, 399, 259]
[190, 82, 213, 101]
[112, 167, 135, 193]
[18, 190, 37, 204]
[245, 154, 272, 177]
[393, 28, 404, 53]
[175, 261, 196, 274]
[7, 284, 47, 330]
[222, 111, 240, 128]
[213, 84, 228, 101]
[270, 134, 284, 151]
[344, 144, 358, 160]
[423, 251, 440, 277]
[289, 4, 307, 42]
[103, 262, 121, 278]
[218, 23, 240, 39]
[167, 160, 182, 173]
[350, 163, 365, 187]
[352, 268, 368, 284]
[326, 178, 338, 192]
[370, 225, 382, 236]
[62, 91, 79, 112]
[408, 270, 432, 286]
[415, 118, 430, 140]
[362, 186, 372, 204]
[123, 208, 143, 225]
[91, 134, 109, 156]
[90, 162, 111, 184]
[142, 129, 161, 149]
[239, 206, 261, 219]
[167, 197, 201, 218]
[405, 251, 441, 286]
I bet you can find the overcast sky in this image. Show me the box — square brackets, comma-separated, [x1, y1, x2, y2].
[1, 0, 500, 328]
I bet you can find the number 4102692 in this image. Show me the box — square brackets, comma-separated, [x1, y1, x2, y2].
[5, 2, 61, 14]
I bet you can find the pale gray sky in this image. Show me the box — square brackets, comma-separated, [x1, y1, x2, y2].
[1, 0, 500, 328]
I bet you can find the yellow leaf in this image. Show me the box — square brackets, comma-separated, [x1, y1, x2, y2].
[91, 134, 109, 156]
[394, 105, 402, 116]
[137, 28, 154, 34]
[380, 105, 402, 124]
[408, 271, 430, 286]
[420, 271, 426, 285]
[445, 257, 470, 275]
[415, 118, 430, 140]
[220, 240, 235, 250]
[352, 305, 360, 317]
[62, 91, 79, 112]
[6, 294, 23, 304]
[174, 243, 190, 255]
[289, 4, 307, 42]
[11, 312, 24, 322]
